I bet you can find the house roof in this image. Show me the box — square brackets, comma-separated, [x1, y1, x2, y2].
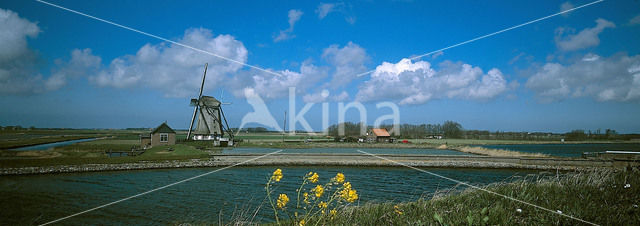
[151, 122, 175, 134]
[372, 128, 390, 137]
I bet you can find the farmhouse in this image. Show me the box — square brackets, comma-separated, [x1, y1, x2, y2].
[140, 122, 176, 148]
[367, 128, 392, 143]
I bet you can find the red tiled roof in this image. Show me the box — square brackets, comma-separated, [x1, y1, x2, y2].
[372, 128, 390, 137]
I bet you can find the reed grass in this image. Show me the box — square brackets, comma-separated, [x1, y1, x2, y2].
[456, 146, 550, 157]
[297, 168, 639, 225]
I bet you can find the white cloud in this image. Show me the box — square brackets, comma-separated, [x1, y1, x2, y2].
[47, 48, 102, 90]
[431, 51, 444, 59]
[560, 2, 574, 17]
[332, 90, 349, 101]
[0, 9, 39, 62]
[303, 89, 330, 103]
[315, 2, 355, 24]
[288, 9, 303, 27]
[555, 18, 615, 51]
[302, 89, 350, 103]
[274, 9, 303, 42]
[316, 3, 336, 19]
[0, 8, 45, 95]
[226, 60, 328, 100]
[90, 28, 248, 97]
[582, 53, 600, 62]
[322, 42, 369, 87]
[526, 53, 640, 102]
[630, 14, 640, 25]
[355, 58, 507, 105]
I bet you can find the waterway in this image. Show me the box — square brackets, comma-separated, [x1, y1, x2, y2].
[10, 138, 98, 151]
[223, 147, 474, 155]
[0, 166, 545, 224]
[478, 143, 640, 157]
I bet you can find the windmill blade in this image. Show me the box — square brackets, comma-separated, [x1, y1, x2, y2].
[187, 63, 208, 140]
[198, 63, 208, 99]
[220, 107, 234, 140]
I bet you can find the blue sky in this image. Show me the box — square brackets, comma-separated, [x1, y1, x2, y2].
[1, 0, 639, 133]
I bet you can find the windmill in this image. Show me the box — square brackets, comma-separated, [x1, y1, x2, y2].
[187, 63, 235, 146]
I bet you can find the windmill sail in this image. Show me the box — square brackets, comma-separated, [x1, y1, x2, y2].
[192, 96, 223, 137]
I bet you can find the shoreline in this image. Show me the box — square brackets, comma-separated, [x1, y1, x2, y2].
[2, 136, 107, 150]
[1, 154, 631, 176]
[237, 140, 640, 150]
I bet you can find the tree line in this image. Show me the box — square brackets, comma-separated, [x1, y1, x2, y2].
[326, 122, 639, 141]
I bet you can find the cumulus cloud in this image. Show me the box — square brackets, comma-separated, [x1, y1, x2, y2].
[274, 9, 303, 42]
[355, 59, 507, 105]
[560, 2, 574, 17]
[555, 18, 615, 51]
[0, 8, 45, 95]
[525, 53, 640, 102]
[46, 48, 102, 90]
[226, 60, 328, 100]
[90, 28, 248, 97]
[322, 42, 369, 87]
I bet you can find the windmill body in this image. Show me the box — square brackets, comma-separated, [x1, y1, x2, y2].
[187, 63, 235, 146]
[191, 96, 223, 140]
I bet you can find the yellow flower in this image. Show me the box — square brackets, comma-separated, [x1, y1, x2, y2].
[271, 169, 283, 182]
[307, 172, 319, 183]
[347, 189, 358, 202]
[276, 193, 289, 209]
[334, 173, 345, 183]
[303, 192, 309, 204]
[343, 182, 352, 190]
[330, 209, 337, 217]
[312, 185, 324, 198]
[298, 219, 305, 226]
[340, 182, 358, 203]
[394, 205, 403, 215]
[318, 201, 328, 209]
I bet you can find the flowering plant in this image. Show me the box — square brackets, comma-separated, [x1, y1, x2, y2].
[265, 170, 358, 225]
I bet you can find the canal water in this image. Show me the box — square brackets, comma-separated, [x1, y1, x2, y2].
[478, 143, 640, 157]
[223, 147, 474, 155]
[10, 138, 98, 151]
[0, 166, 544, 225]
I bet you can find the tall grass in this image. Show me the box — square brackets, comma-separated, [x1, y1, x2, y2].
[456, 146, 550, 157]
[318, 168, 638, 225]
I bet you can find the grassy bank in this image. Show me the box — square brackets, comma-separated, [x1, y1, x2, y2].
[288, 169, 638, 225]
[0, 135, 101, 150]
[0, 144, 210, 168]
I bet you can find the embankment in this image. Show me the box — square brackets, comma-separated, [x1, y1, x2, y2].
[2, 153, 634, 175]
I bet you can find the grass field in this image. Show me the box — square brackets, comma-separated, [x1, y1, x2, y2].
[2, 129, 637, 168]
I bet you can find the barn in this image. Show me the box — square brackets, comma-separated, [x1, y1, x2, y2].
[367, 128, 392, 143]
